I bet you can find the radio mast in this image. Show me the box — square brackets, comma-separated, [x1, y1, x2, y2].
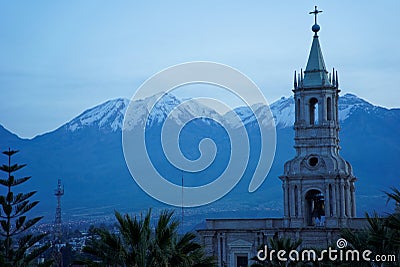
[54, 179, 64, 267]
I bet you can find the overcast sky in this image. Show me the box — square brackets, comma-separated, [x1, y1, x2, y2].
[1, 1, 399, 138]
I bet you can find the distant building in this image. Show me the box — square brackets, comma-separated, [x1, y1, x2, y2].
[197, 7, 367, 267]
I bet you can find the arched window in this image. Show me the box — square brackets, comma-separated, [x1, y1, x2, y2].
[309, 98, 318, 125]
[305, 190, 325, 226]
[327, 97, 332, 121]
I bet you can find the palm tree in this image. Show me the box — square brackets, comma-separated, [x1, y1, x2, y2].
[341, 213, 394, 267]
[81, 227, 127, 266]
[115, 210, 151, 266]
[340, 187, 400, 267]
[169, 232, 215, 267]
[385, 187, 400, 253]
[148, 210, 178, 266]
[80, 209, 215, 267]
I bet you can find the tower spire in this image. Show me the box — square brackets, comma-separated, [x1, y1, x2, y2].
[301, 6, 331, 88]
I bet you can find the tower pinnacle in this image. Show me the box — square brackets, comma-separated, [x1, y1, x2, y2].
[295, 5, 333, 88]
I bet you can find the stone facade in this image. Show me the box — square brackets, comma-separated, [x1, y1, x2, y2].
[198, 218, 367, 266]
[197, 8, 367, 267]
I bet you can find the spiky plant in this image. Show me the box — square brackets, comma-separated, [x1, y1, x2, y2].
[0, 148, 51, 266]
[80, 209, 215, 267]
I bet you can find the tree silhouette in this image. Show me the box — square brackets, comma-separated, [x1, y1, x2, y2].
[341, 187, 400, 266]
[0, 148, 51, 266]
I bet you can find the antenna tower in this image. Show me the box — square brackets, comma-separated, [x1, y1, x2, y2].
[53, 179, 64, 267]
[54, 179, 64, 243]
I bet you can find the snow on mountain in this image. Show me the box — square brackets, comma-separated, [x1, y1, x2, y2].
[224, 97, 294, 129]
[224, 106, 260, 128]
[66, 93, 225, 132]
[266, 93, 376, 128]
[338, 93, 374, 120]
[269, 96, 295, 128]
[145, 93, 224, 126]
[66, 98, 129, 132]
[64, 93, 382, 133]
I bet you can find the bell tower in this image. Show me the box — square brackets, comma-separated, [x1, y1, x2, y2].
[280, 6, 357, 228]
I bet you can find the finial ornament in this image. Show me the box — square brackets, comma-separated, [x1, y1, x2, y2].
[335, 70, 339, 88]
[309, 6, 323, 34]
[309, 6, 322, 25]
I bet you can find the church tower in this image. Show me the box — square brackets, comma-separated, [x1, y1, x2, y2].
[198, 7, 367, 261]
[280, 6, 357, 228]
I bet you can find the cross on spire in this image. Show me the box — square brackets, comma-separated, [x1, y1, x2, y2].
[309, 6, 323, 25]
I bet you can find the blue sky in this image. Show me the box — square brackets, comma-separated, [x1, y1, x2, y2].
[1, 1, 399, 138]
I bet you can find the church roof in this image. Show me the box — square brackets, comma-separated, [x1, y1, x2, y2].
[302, 34, 331, 88]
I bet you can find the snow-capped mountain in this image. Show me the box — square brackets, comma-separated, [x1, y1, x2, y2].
[338, 93, 375, 120]
[1, 92, 397, 222]
[269, 96, 295, 128]
[62, 92, 384, 134]
[225, 93, 381, 129]
[66, 98, 129, 132]
[267, 93, 383, 128]
[65, 93, 225, 133]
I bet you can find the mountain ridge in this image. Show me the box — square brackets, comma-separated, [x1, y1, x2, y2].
[3, 93, 397, 140]
[0, 92, 399, 226]
[20, 93, 400, 139]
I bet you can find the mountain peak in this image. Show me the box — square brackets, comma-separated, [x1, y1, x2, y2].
[338, 93, 374, 121]
[65, 98, 129, 132]
[265, 93, 378, 128]
[269, 96, 295, 128]
[61, 92, 383, 134]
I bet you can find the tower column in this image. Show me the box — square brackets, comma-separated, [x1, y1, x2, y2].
[297, 185, 302, 217]
[325, 185, 330, 217]
[321, 97, 326, 123]
[284, 182, 289, 218]
[351, 183, 356, 217]
[346, 182, 351, 217]
[340, 181, 346, 217]
[218, 233, 226, 267]
[217, 233, 221, 267]
[290, 186, 296, 218]
[332, 184, 337, 217]
[336, 182, 341, 217]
